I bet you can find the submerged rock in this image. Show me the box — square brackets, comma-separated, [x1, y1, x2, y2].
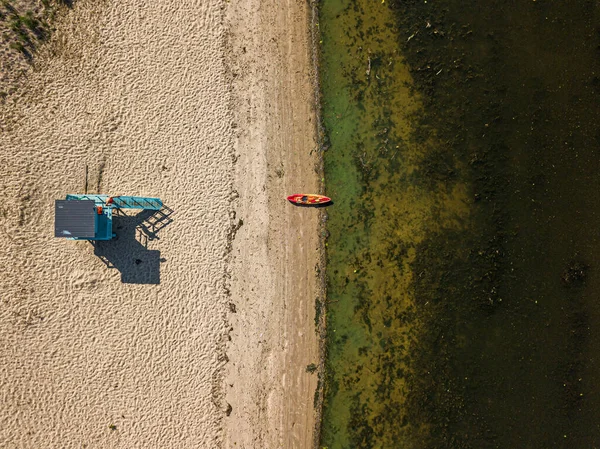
[561, 261, 589, 286]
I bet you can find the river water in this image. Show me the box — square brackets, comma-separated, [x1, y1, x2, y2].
[319, 0, 600, 448]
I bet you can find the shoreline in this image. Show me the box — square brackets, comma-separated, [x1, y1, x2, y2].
[223, 0, 323, 446]
[307, 1, 328, 447]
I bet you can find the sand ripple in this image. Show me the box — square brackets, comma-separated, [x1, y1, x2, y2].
[0, 0, 233, 447]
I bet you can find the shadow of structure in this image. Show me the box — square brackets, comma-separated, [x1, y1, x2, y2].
[92, 205, 174, 284]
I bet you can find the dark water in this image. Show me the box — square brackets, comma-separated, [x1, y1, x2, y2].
[319, 0, 600, 448]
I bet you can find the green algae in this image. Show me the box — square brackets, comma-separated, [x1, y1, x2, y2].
[319, 0, 470, 447]
[319, 0, 600, 447]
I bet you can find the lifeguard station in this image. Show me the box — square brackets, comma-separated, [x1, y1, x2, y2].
[54, 195, 163, 241]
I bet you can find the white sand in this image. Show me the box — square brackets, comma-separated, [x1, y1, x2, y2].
[0, 0, 320, 448]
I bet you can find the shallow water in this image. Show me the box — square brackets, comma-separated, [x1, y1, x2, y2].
[319, 0, 600, 448]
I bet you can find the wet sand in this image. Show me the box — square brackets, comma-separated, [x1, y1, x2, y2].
[0, 0, 319, 447]
[224, 0, 321, 446]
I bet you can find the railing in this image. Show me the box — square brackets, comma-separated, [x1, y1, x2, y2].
[65, 194, 163, 210]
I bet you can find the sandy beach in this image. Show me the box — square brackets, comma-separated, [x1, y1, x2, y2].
[224, 0, 321, 447]
[0, 0, 320, 447]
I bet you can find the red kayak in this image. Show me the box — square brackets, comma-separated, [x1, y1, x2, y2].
[287, 194, 331, 205]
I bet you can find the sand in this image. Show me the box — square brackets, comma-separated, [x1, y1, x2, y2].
[0, 0, 320, 448]
[223, 0, 321, 447]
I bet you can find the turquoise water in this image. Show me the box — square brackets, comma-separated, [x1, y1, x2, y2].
[319, 0, 600, 447]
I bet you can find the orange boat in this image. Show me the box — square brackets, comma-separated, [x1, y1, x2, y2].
[287, 194, 331, 205]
